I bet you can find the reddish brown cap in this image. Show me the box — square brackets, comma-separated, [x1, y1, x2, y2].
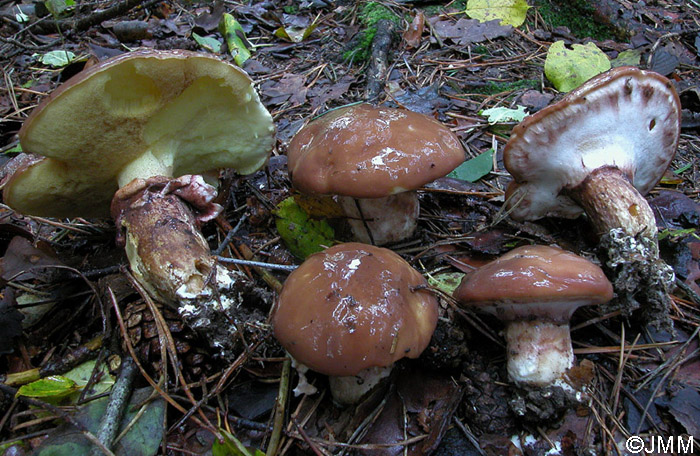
[287, 104, 465, 199]
[272, 242, 439, 376]
[4, 49, 274, 218]
[453, 245, 613, 322]
[504, 67, 681, 221]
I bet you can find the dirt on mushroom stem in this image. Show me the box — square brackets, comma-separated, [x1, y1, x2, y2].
[112, 175, 247, 358]
[568, 167, 676, 329]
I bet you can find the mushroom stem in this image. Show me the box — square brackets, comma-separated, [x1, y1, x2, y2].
[568, 166, 657, 239]
[505, 320, 574, 387]
[328, 365, 393, 405]
[337, 192, 419, 246]
[117, 150, 174, 188]
[113, 182, 214, 303]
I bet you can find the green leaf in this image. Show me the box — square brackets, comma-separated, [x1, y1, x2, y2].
[465, 0, 530, 27]
[544, 41, 611, 92]
[33, 50, 76, 67]
[63, 360, 115, 400]
[212, 429, 259, 456]
[16, 376, 79, 399]
[192, 32, 222, 53]
[480, 105, 528, 124]
[44, 0, 75, 16]
[448, 149, 494, 182]
[610, 49, 641, 68]
[4, 143, 22, 154]
[427, 272, 465, 295]
[218, 13, 252, 66]
[34, 387, 165, 456]
[15, 7, 29, 23]
[274, 196, 335, 259]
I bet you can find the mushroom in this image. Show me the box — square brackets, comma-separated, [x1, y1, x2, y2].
[2, 50, 275, 354]
[272, 242, 439, 404]
[453, 245, 613, 387]
[503, 66, 680, 326]
[287, 103, 465, 246]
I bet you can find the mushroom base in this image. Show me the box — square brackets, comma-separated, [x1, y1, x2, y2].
[328, 365, 393, 405]
[112, 175, 245, 358]
[600, 228, 675, 329]
[505, 320, 574, 387]
[568, 166, 657, 239]
[338, 192, 419, 246]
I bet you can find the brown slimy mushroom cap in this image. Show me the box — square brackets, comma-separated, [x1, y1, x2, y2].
[4, 49, 275, 218]
[287, 103, 465, 199]
[272, 242, 439, 377]
[504, 66, 681, 221]
[453, 245, 613, 322]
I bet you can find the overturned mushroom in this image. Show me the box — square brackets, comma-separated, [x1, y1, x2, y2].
[453, 245, 613, 387]
[272, 242, 439, 404]
[3, 50, 275, 356]
[287, 103, 465, 245]
[503, 67, 680, 327]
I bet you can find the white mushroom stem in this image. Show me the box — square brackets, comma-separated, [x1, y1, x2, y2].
[504, 320, 574, 387]
[328, 365, 394, 405]
[568, 166, 657, 239]
[337, 192, 419, 246]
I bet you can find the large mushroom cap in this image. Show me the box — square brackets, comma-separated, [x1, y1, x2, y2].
[453, 245, 613, 322]
[4, 49, 275, 218]
[287, 103, 465, 199]
[272, 242, 439, 377]
[504, 66, 681, 220]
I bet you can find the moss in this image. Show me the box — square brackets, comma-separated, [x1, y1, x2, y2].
[343, 2, 402, 64]
[532, 0, 617, 41]
[470, 79, 540, 95]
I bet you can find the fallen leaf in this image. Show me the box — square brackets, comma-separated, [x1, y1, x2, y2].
[611, 49, 642, 67]
[480, 105, 528, 124]
[403, 11, 425, 48]
[431, 18, 513, 46]
[465, 0, 530, 27]
[274, 196, 335, 259]
[33, 50, 77, 67]
[544, 41, 611, 92]
[448, 149, 493, 182]
[219, 13, 252, 66]
[192, 32, 221, 53]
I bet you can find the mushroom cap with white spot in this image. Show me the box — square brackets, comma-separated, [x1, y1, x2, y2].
[272, 243, 439, 377]
[504, 67, 681, 221]
[287, 104, 465, 198]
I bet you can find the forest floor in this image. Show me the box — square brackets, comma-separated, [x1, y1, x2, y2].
[1, 0, 699, 455]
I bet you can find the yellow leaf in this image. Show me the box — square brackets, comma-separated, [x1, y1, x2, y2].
[466, 0, 531, 27]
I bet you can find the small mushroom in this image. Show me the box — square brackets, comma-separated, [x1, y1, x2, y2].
[453, 245, 613, 387]
[272, 242, 439, 404]
[3, 50, 275, 355]
[287, 103, 465, 245]
[503, 67, 680, 326]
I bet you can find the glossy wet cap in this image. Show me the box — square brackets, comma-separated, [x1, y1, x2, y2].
[453, 245, 613, 322]
[4, 49, 275, 218]
[287, 103, 465, 199]
[504, 67, 681, 221]
[272, 242, 439, 376]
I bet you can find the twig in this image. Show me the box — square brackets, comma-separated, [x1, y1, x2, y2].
[365, 18, 397, 102]
[28, 0, 163, 34]
[216, 256, 298, 272]
[90, 356, 138, 456]
[266, 357, 291, 456]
